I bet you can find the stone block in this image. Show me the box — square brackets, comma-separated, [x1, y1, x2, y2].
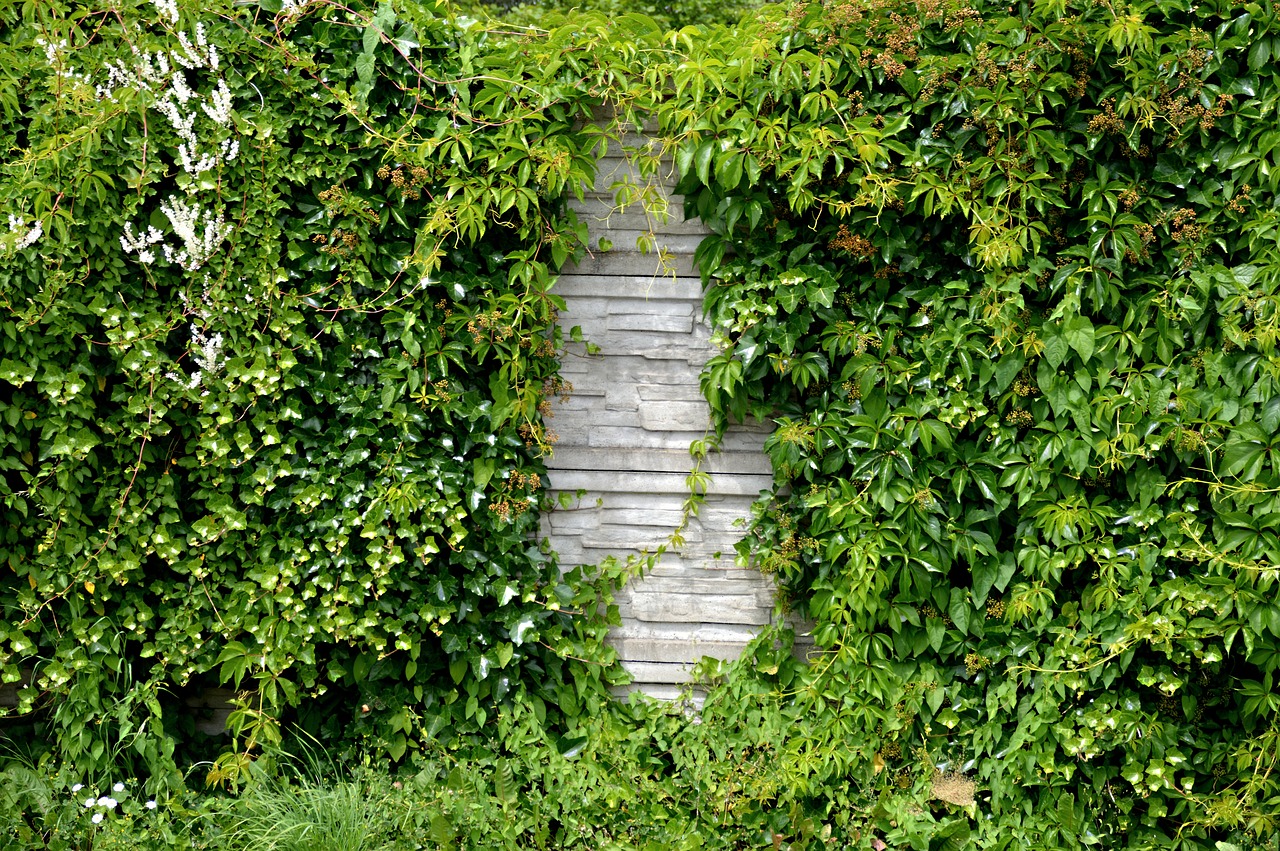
[607, 313, 694, 334]
[564, 251, 700, 278]
[618, 591, 771, 626]
[637, 383, 706, 403]
[639, 402, 710, 432]
[567, 200, 707, 236]
[588, 156, 682, 195]
[616, 660, 693, 685]
[608, 299, 694, 318]
[586, 426, 707, 451]
[553, 274, 704, 300]
[581, 525, 677, 550]
[601, 507, 689, 527]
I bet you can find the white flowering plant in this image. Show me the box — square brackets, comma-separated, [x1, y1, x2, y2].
[0, 760, 184, 850]
[0, 0, 627, 805]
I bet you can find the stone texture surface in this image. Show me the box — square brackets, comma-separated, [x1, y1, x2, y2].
[543, 147, 784, 698]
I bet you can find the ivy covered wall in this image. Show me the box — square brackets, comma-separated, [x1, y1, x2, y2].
[3, 0, 1280, 846]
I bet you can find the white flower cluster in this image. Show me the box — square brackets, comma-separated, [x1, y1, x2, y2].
[104, 14, 239, 270]
[98, 24, 235, 179]
[7, 215, 43, 250]
[166, 284, 227, 393]
[120, 199, 229, 270]
[34, 36, 91, 87]
[72, 780, 157, 825]
[279, 0, 319, 17]
[153, 0, 179, 25]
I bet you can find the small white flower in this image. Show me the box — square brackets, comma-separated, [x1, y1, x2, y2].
[153, 0, 179, 25]
[146, 800, 158, 810]
[71, 784, 83, 792]
[6, 215, 42, 249]
[112, 781, 125, 793]
[84, 797, 95, 808]
[92, 812, 104, 824]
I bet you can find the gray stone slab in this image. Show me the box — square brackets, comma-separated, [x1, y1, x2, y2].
[607, 313, 694, 333]
[548, 469, 773, 497]
[551, 448, 694, 474]
[581, 527, 680, 550]
[600, 507, 689, 527]
[636, 383, 707, 403]
[618, 592, 771, 625]
[617, 660, 694, 684]
[608, 299, 694, 317]
[610, 684, 705, 705]
[564, 252, 700, 278]
[567, 200, 706, 236]
[610, 637, 758, 664]
[585, 427, 709, 451]
[588, 156, 681, 195]
[639, 402, 710, 432]
[553, 275, 704, 300]
[591, 231, 704, 255]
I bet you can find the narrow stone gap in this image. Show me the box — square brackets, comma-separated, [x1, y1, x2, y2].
[541, 132, 781, 700]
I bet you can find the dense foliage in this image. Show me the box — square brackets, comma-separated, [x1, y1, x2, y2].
[4, 0, 1280, 848]
[0, 0, 643, 790]
[663, 0, 1280, 846]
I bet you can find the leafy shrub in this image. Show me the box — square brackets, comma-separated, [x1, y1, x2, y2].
[660, 0, 1280, 845]
[0, 0, 645, 783]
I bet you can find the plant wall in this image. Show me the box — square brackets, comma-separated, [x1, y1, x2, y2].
[0, 0, 667, 786]
[659, 0, 1280, 846]
[5, 0, 1280, 846]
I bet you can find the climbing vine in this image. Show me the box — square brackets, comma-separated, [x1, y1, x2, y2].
[5, 0, 1280, 847]
[662, 0, 1280, 846]
[0, 0, 679, 786]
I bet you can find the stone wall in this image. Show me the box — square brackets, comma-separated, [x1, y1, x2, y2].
[542, 136, 780, 699]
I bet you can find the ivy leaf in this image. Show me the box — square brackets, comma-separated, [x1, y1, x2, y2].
[556, 734, 588, 760]
[971, 559, 996, 606]
[1261, 396, 1280, 435]
[1222, 430, 1268, 481]
[948, 588, 970, 634]
[1042, 328, 1069, 369]
[353, 653, 372, 683]
[994, 353, 1024, 393]
[926, 617, 946, 652]
[1062, 315, 1095, 363]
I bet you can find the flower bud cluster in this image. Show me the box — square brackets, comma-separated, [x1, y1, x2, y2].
[106, 11, 239, 270]
[7, 215, 43, 250]
[166, 283, 227, 393]
[153, 0, 179, 25]
[34, 37, 91, 87]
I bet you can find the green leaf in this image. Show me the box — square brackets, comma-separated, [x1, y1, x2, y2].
[556, 734, 588, 760]
[694, 140, 715, 186]
[473, 457, 495, 488]
[971, 560, 996, 606]
[994, 353, 1024, 393]
[353, 653, 372, 683]
[948, 588, 970, 634]
[1248, 38, 1272, 71]
[1042, 329, 1069, 370]
[449, 657, 468, 685]
[1056, 792, 1079, 834]
[1062, 315, 1095, 363]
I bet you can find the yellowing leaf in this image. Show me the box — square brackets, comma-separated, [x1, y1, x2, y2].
[85, 580, 95, 595]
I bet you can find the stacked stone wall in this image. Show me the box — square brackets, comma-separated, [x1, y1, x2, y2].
[542, 136, 782, 698]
